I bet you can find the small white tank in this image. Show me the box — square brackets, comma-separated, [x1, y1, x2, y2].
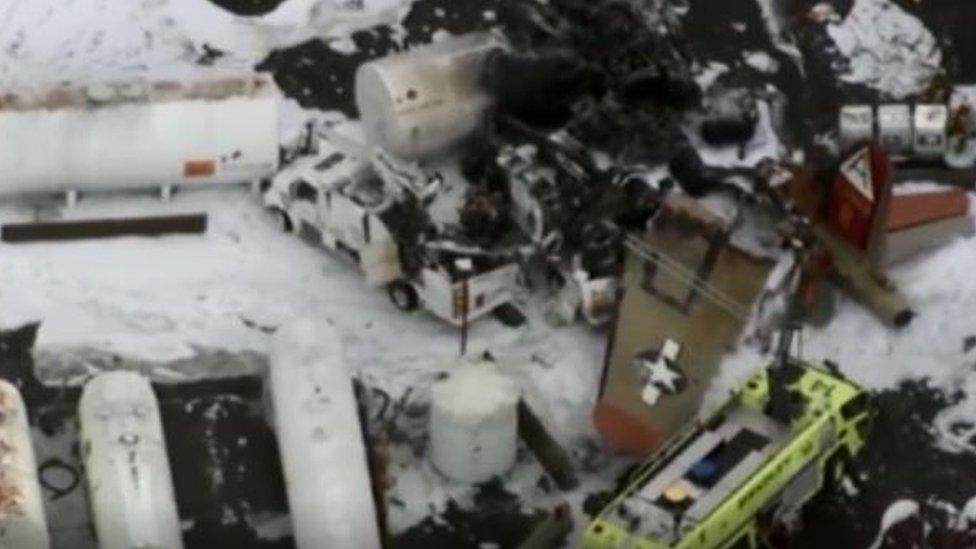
[913, 104, 949, 159]
[0, 74, 278, 199]
[838, 105, 875, 151]
[877, 104, 912, 156]
[429, 360, 520, 483]
[269, 320, 381, 549]
[78, 371, 183, 549]
[355, 33, 503, 160]
[0, 380, 50, 549]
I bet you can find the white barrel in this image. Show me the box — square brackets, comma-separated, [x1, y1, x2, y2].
[0, 74, 278, 198]
[838, 105, 874, 151]
[877, 104, 912, 156]
[78, 371, 183, 549]
[269, 320, 381, 549]
[913, 104, 949, 159]
[355, 33, 502, 160]
[429, 361, 520, 484]
[0, 380, 50, 549]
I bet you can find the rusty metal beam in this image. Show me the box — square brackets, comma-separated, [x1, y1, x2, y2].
[1, 213, 207, 243]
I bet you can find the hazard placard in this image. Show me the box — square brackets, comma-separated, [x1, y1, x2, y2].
[827, 144, 892, 250]
[839, 148, 874, 202]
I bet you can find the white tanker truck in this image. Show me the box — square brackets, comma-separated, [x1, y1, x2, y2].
[0, 74, 279, 205]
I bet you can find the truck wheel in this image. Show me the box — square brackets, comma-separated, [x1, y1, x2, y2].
[388, 281, 419, 312]
[269, 207, 293, 233]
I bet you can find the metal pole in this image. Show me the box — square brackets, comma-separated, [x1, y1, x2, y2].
[460, 276, 469, 357]
[455, 258, 473, 357]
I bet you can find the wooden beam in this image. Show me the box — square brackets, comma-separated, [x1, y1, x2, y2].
[1, 213, 207, 243]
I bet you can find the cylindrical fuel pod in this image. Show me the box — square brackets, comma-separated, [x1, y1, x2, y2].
[0, 379, 50, 549]
[78, 371, 183, 549]
[269, 320, 382, 549]
[429, 360, 520, 483]
[355, 32, 503, 160]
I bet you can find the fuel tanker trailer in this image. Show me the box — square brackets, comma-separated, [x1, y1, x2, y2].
[78, 371, 184, 549]
[0, 73, 278, 201]
[0, 380, 50, 549]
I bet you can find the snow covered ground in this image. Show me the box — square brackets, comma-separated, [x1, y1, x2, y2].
[0, 0, 407, 86]
[3, 0, 976, 546]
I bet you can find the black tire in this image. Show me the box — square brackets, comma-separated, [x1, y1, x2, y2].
[388, 281, 419, 312]
[269, 207, 293, 233]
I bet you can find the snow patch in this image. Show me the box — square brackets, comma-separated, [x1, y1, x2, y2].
[825, 0, 942, 99]
[868, 499, 920, 549]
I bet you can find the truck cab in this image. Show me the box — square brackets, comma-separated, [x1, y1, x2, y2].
[265, 143, 404, 287]
[265, 137, 522, 326]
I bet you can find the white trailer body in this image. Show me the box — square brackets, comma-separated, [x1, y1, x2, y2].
[78, 371, 183, 549]
[355, 32, 502, 160]
[0, 380, 50, 549]
[0, 75, 278, 198]
[269, 320, 381, 549]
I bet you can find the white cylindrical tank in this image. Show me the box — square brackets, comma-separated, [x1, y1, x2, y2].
[429, 361, 520, 484]
[355, 32, 503, 160]
[0, 380, 50, 549]
[269, 320, 381, 549]
[913, 104, 949, 159]
[838, 105, 874, 151]
[877, 104, 912, 156]
[78, 371, 183, 549]
[0, 74, 279, 198]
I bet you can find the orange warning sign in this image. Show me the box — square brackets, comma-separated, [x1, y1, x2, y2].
[183, 159, 216, 177]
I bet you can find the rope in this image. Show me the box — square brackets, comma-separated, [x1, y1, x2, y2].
[38, 458, 80, 501]
[623, 234, 751, 321]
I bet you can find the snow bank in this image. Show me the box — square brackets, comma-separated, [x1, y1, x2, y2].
[826, 0, 942, 99]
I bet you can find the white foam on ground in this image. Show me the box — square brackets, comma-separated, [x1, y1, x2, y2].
[825, 0, 942, 99]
